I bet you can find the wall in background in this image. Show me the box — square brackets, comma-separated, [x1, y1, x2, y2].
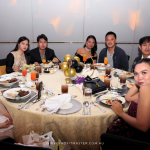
[0, 0, 150, 71]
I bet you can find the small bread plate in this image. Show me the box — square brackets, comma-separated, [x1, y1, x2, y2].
[56, 99, 82, 115]
[0, 77, 20, 87]
[41, 62, 53, 68]
[25, 82, 45, 88]
[3, 88, 31, 100]
[95, 63, 110, 70]
[117, 71, 134, 78]
[127, 83, 134, 88]
[99, 94, 126, 105]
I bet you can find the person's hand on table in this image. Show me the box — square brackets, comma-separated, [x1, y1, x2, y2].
[13, 66, 19, 72]
[52, 57, 59, 63]
[34, 62, 39, 66]
[111, 101, 123, 116]
[0, 120, 12, 129]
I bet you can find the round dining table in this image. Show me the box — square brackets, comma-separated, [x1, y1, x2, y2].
[0, 68, 133, 150]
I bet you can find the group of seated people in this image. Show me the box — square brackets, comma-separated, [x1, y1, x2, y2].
[1, 32, 150, 145]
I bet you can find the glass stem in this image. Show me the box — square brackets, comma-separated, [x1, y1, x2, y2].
[69, 65, 71, 84]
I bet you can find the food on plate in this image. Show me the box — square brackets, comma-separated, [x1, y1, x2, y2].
[43, 62, 54, 66]
[122, 72, 133, 76]
[1, 90, 7, 94]
[17, 89, 29, 97]
[22, 64, 35, 70]
[0, 78, 18, 84]
[128, 83, 134, 88]
[99, 75, 111, 79]
[44, 68, 54, 73]
[95, 64, 105, 67]
[7, 90, 18, 98]
[106, 98, 122, 104]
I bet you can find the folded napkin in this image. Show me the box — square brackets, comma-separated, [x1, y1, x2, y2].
[80, 69, 99, 78]
[0, 115, 14, 133]
[43, 94, 71, 114]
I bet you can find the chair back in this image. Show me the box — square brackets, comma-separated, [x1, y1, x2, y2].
[0, 59, 6, 75]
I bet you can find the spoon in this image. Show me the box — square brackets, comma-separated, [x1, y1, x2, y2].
[82, 102, 86, 115]
[85, 101, 89, 115]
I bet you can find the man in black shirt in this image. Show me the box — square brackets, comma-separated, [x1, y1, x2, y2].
[98, 31, 128, 71]
[30, 34, 60, 65]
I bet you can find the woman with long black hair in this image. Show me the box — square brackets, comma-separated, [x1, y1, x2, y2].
[75, 35, 97, 64]
[6, 36, 30, 73]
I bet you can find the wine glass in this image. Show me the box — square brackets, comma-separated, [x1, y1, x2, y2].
[22, 66, 27, 84]
[104, 57, 108, 66]
[83, 54, 87, 64]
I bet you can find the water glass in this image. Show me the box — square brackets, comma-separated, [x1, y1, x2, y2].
[104, 78, 111, 89]
[84, 88, 92, 102]
[110, 82, 118, 95]
[41, 89, 48, 100]
[86, 63, 91, 69]
[105, 66, 111, 75]
[119, 74, 126, 84]
[54, 63, 59, 71]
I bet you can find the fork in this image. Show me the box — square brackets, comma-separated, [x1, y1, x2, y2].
[36, 101, 45, 111]
[25, 98, 38, 109]
[82, 102, 85, 115]
[88, 103, 91, 115]
[92, 102, 106, 113]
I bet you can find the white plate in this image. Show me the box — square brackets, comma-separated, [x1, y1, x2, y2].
[25, 82, 46, 88]
[117, 71, 134, 78]
[0, 74, 18, 78]
[0, 77, 20, 87]
[127, 83, 134, 88]
[99, 94, 126, 105]
[3, 88, 31, 100]
[95, 63, 110, 70]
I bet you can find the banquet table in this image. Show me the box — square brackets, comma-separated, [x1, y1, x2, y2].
[0, 69, 134, 150]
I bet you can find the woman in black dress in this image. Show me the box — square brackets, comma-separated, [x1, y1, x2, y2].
[75, 35, 97, 64]
[6, 36, 30, 74]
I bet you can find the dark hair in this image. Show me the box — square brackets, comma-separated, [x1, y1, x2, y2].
[37, 34, 48, 43]
[84, 35, 97, 56]
[136, 58, 150, 66]
[12, 36, 30, 56]
[105, 31, 117, 39]
[139, 36, 150, 46]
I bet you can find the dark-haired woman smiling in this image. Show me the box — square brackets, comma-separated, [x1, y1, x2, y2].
[6, 36, 30, 73]
[75, 35, 97, 64]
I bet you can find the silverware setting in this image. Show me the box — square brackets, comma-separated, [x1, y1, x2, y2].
[36, 101, 45, 111]
[88, 102, 91, 115]
[18, 93, 38, 110]
[85, 101, 89, 115]
[25, 98, 39, 109]
[82, 101, 91, 115]
[91, 102, 106, 113]
[82, 102, 86, 115]
[93, 90, 108, 97]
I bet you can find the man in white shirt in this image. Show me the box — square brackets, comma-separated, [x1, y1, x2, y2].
[131, 36, 150, 72]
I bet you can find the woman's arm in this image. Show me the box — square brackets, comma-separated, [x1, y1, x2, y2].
[93, 52, 97, 64]
[6, 53, 14, 74]
[125, 84, 139, 102]
[112, 85, 150, 132]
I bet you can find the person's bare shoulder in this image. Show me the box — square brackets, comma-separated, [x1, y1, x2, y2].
[139, 85, 150, 100]
[76, 48, 84, 54]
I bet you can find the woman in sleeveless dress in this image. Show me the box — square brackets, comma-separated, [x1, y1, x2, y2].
[75, 35, 97, 64]
[0, 103, 15, 141]
[107, 58, 150, 143]
[6, 36, 30, 73]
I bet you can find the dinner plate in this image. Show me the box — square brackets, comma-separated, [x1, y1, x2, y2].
[95, 63, 110, 70]
[56, 99, 82, 115]
[0, 74, 18, 78]
[99, 94, 126, 105]
[0, 77, 20, 87]
[3, 88, 31, 100]
[117, 71, 134, 78]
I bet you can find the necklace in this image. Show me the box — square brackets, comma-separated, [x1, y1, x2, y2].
[85, 47, 91, 52]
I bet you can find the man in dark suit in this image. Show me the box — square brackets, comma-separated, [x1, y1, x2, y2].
[30, 34, 60, 65]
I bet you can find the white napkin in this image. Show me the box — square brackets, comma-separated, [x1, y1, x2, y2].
[75, 83, 83, 93]
[81, 69, 99, 78]
[0, 115, 14, 133]
[43, 94, 71, 114]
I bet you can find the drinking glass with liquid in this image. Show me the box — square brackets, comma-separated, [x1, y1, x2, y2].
[84, 88, 92, 102]
[110, 82, 118, 95]
[105, 66, 111, 75]
[119, 74, 126, 84]
[104, 57, 108, 66]
[61, 84, 68, 94]
[104, 78, 111, 89]
[36, 66, 42, 74]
